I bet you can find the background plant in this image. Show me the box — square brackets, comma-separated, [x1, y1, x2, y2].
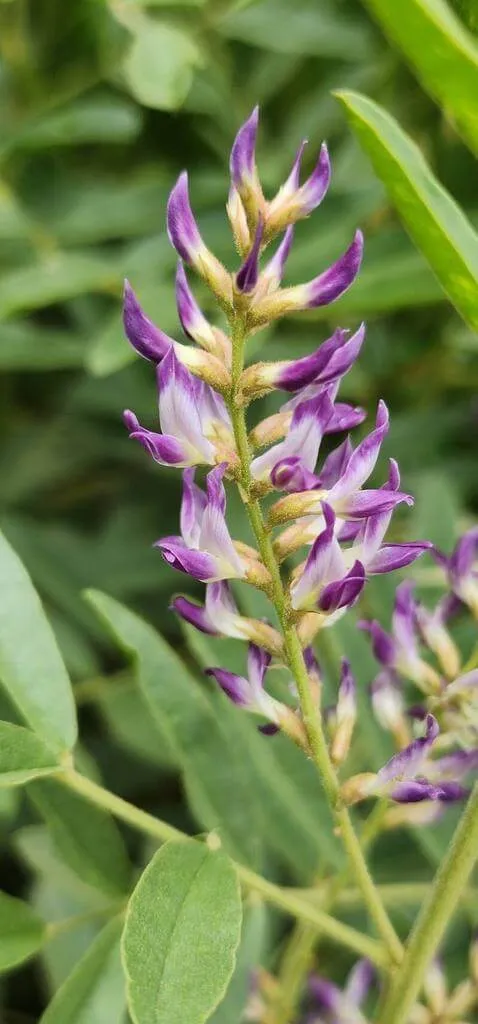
[0, 0, 477, 1022]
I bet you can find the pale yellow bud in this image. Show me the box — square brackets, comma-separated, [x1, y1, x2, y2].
[340, 772, 377, 805]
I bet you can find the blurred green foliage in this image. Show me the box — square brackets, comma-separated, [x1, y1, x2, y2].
[0, 0, 477, 1019]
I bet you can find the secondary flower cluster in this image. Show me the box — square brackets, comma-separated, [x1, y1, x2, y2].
[303, 938, 478, 1023]
[122, 106, 474, 811]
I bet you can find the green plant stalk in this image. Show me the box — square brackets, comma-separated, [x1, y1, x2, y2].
[58, 767, 387, 967]
[270, 798, 390, 1023]
[377, 782, 478, 1024]
[229, 315, 403, 967]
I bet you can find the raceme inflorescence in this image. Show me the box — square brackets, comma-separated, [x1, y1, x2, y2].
[122, 106, 478, 1023]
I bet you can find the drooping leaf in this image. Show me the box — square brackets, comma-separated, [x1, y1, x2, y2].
[40, 917, 126, 1024]
[122, 839, 242, 1024]
[0, 721, 61, 787]
[28, 778, 131, 897]
[86, 590, 264, 867]
[0, 890, 46, 973]
[336, 90, 478, 330]
[362, 0, 478, 155]
[0, 529, 77, 754]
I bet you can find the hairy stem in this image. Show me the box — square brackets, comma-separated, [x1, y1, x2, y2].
[58, 767, 387, 967]
[270, 800, 390, 1024]
[229, 316, 403, 968]
[377, 782, 478, 1024]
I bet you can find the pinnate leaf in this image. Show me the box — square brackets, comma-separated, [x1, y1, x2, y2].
[0, 721, 61, 787]
[0, 890, 46, 972]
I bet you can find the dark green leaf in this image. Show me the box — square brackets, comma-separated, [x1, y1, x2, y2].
[0, 890, 46, 973]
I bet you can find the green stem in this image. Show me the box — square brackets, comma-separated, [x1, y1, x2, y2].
[228, 316, 403, 968]
[270, 799, 390, 1024]
[58, 768, 387, 967]
[377, 782, 478, 1024]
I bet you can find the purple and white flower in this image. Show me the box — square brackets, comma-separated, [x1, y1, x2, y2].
[241, 324, 365, 401]
[328, 659, 357, 765]
[307, 958, 374, 1024]
[359, 582, 440, 693]
[167, 172, 232, 304]
[266, 140, 331, 237]
[251, 231, 364, 326]
[124, 347, 235, 469]
[157, 464, 245, 582]
[290, 503, 366, 615]
[433, 527, 478, 618]
[251, 391, 334, 485]
[172, 580, 283, 654]
[206, 643, 305, 743]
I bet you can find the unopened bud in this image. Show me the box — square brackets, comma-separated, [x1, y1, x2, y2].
[227, 186, 251, 256]
[176, 342, 232, 393]
[268, 490, 325, 528]
[250, 411, 291, 448]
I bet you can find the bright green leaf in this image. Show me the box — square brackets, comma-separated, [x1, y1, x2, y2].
[0, 721, 61, 787]
[117, 11, 203, 111]
[122, 840, 242, 1024]
[40, 917, 126, 1024]
[362, 0, 478, 155]
[28, 778, 131, 897]
[0, 890, 46, 973]
[0, 529, 77, 754]
[336, 90, 478, 330]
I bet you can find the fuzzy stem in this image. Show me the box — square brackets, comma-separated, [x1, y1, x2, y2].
[58, 768, 387, 967]
[377, 782, 478, 1024]
[228, 315, 403, 968]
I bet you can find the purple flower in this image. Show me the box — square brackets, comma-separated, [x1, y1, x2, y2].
[308, 959, 374, 1024]
[175, 261, 228, 359]
[167, 172, 232, 304]
[251, 391, 334, 485]
[330, 659, 357, 765]
[206, 643, 281, 725]
[241, 324, 365, 401]
[229, 107, 264, 228]
[123, 280, 174, 363]
[157, 464, 245, 582]
[172, 580, 283, 653]
[236, 218, 264, 293]
[359, 582, 440, 692]
[124, 347, 234, 469]
[266, 140, 331, 237]
[251, 232, 363, 326]
[433, 527, 478, 617]
[290, 503, 365, 615]
[372, 715, 474, 805]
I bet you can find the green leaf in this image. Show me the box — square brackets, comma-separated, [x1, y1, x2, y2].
[5, 95, 142, 152]
[210, 901, 267, 1024]
[117, 10, 203, 110]
[0, 252, 119, 319]
[336, 90, 478, 330]
[40, 917, 126, 1024]
[97, 681, 179, 769]
[86, 590, 263, 866]
[0, 890, 46, 973]
[0, 321, 85, 371]
[0, 529, 77, 754]
[218, 0, 375, 58]
[362, 0, 478, 155]
[28, 778, 131, 897]
[122, 840, 242, 1024]
[409, 471, 461, 550]
[0, 721, 61, 787]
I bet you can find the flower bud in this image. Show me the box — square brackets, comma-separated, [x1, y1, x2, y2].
[175, 261, 231, 365]
[249, 411, 291, 448]
[265, 141, 331, 238]
[341, 772, 377, 805]
[229, 107, 265, 230]
[268, 490, 326, 528]
[227, 186, 251, 256]
[331, 659, 357, 765]
[167, 172, 233, 308]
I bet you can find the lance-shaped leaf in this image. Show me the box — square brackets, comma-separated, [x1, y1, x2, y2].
[336, 90, 478, 331]
[0, 722, 61, 787]
[0, 529, 77, 754]
[122, 840, 242, 1024]
[40, 917, 126, 1024]
[0, 890, 46, 973]
[361, 0, 478, 156]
